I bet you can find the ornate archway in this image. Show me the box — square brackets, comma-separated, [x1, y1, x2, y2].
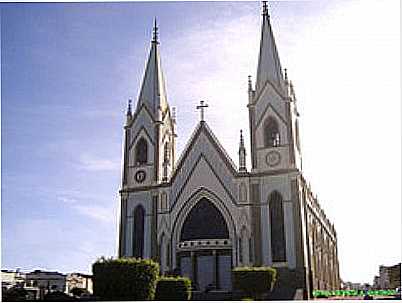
[173, 191, 235, 292]
[180, 198, 229, 241]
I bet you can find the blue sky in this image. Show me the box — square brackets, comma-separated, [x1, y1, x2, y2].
[1, 1, 400, 284]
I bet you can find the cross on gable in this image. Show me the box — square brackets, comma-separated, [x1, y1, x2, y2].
[196, 100, 209, 122]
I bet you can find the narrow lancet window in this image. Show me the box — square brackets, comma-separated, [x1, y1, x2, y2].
[133, 205, 145, 258]
[269, 191, 286, 262]
[135, 138, 148, 165]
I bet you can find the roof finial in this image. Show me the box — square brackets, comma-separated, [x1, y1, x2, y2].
[239, 129, 247, 172]
[152, 18, 158, 43]
[262, 1, 269, 18]
[248, 75, 253, 92]
[127, 98, 132, 115]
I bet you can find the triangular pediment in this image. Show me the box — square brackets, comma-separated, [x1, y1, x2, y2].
[169, 122, 239, 206]
[171, 122, 238, 182]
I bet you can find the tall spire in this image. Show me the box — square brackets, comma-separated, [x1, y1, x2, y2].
[255, 1, 284, 95]
[238, 130, 247, 172]
[136, 19, 169, 116]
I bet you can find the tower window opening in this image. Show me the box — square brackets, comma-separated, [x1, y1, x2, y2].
[265, 117, 280, 147]
[135, 138, 148, 165]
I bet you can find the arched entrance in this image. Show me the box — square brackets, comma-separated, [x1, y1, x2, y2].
[177, 197, 232, 291]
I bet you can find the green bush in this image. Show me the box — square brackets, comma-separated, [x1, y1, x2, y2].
[92, 257, 159, 301]
[233, 267, 277, 300]
[155, 276, 192, 301]
[2, 287, 28, 301]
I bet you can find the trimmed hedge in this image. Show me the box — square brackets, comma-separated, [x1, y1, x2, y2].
[92, 257, 159, 301]
[155, 276, 192, 301]
[233, 267, 277, 299]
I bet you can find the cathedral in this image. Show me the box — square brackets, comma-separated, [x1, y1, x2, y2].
[118, 2, 340, 299]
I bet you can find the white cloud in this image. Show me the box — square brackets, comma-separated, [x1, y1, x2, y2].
[78, 154, 120, 172]
[57, 192, 116, 224]
[57, 196, 77, 204]
[71, 204, 114, 224]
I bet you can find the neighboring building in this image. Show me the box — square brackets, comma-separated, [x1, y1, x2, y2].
[25, 270, 66, 292]
[373, 276, 380, 290]
[117, 2, 340, 299]
[388, 263, 401, 290]
[66, 273, 93, 294]
[377, 263, 401, 290]
[342, 281, 367, 291]
[379, 265, 390, 289]
[1, 269, 25, 289]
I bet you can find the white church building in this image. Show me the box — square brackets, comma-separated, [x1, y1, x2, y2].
[118, 2, 340, 299]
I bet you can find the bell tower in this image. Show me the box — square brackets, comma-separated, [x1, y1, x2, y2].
[248, 2, 302, 173]
[122, 20, 176, 189]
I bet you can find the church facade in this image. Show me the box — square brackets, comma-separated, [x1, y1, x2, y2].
[118, 3, 340, 298]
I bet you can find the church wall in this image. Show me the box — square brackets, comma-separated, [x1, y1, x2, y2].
[258, 173, 297, 269]
[124, 191, 153, 258]
[299, 176, 340, 291]
[283, 201, 296, 269]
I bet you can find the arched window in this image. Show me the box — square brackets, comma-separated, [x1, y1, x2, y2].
[133, 205, 145, 258]
[163, 142, 170, 163]
[180, 198, 229, 241]
[135, 138, 148, 165]
[269, 191, 286, 262]
[264, 117, 280, 147]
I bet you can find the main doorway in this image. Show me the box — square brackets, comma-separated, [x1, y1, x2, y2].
[177, 198, 232, 291]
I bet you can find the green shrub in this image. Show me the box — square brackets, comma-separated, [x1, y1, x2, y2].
[233, 267, 277, 300]
[92, 257, 159, 301]
[155, 276, 192, 301]
[2, 287, 28, 301]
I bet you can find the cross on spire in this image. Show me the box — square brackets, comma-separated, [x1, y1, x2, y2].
[196, 100, 209, 122]
[262, 1, 269, 17]
[152, 18, 158, 43]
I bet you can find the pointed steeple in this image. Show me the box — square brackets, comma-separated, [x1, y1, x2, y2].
[238, 130, 247, 172]
[255, 1, 284, 95]
[136, 19, 169, 117]
[126, 98, 132, 125]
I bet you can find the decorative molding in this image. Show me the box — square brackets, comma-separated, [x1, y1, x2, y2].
[129, 126, 155, 150]
[129, 102, 156, 127]
[255, 103, 288, 130]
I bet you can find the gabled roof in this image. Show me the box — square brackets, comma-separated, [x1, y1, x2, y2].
[135, 23, 169, 117]
[255, 5, 285, 95]
[170, 122, 239, 182]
